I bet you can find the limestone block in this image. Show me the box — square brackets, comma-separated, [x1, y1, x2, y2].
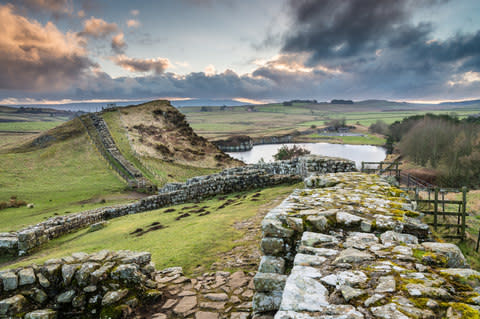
[300, 232, 338, 247]
[261, 219, 294, 238]
[422, 242, 468, 268]
[25, 309, 58, 319]
[380, 231, 418, 245]
[279, 271, 329, 312]
[0, 271, 18, 291]
[102, 289, 129, 305]
[254, 273, 287, 292]
[260, 238, 284, 255]
[306, 215, 328, 232]
[259, 256, 285, 274]
[252, 291, 283, 313]
[0, 294, 28, 316]
[19, 267, 36, 286]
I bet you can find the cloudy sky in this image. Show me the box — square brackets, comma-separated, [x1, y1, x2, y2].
[1, 0, 480, 105]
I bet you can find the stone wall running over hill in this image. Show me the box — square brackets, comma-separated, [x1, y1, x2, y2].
[79, 113, 156, 192]
[0, 156, 356, 257]
[253, 172, 480, 318]
[0, 250, 162, 318]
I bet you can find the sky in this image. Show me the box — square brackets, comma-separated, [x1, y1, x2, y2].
[1, 0, 480, 105]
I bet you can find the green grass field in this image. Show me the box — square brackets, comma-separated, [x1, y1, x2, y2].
[0, 132, 127, 232]
[183, 104, 480, 142]
[303, 133, 385, 145]
[0, 120, 66, 132]
[1, 184, 298, 275]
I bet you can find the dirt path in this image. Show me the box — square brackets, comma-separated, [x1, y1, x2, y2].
[135, 194, 287, 319]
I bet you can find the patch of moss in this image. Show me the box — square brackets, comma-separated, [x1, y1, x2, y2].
[448, 302, 480, 319]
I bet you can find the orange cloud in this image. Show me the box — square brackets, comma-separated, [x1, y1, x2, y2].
[111, 33, 127, 54]
[81, 17, 118, 38]
[127, 19, 140, 28]
[0, 4, 93, 90]
[113, 55, 170, 75]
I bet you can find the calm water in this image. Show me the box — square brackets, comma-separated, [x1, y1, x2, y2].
[227, 143, 386, 168]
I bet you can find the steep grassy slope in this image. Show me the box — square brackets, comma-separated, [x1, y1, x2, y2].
[0, 119, 129, 232]
[1, 184, 299, 274]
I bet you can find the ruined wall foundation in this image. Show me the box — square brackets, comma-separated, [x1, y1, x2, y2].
[253, 172, 480, 318]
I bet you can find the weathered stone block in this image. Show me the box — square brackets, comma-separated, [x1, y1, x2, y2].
[254, 273, 287, 292]
[259, 256, 285, 274]
[0, 294, 27, 315]
[25, 309, 58, 319]
[421, 242, 468, 268]
[261, 219, 294, 238]
[19, 267, 36, 286]
[0, 271, 18, 291]
[252, 291, 283, 313]
[260, 238, 285, 255]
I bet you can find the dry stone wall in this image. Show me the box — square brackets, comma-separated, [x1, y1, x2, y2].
[0, 250, 162, 318]
[253, 172, 480, 319]
[79, 113, 155, 192]
[0, 156, 356, 257]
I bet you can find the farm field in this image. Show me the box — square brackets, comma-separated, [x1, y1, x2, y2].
[182, 102, 480, 143]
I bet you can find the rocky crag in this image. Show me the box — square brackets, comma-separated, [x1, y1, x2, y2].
[0, 156, 355, 257]
[253, 172, 480, 319]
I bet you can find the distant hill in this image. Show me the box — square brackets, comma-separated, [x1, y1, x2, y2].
[439, 99, 480, 106]
[171, 99, 252, 107]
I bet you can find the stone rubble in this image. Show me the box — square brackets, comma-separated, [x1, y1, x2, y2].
[253, 172, 480, 319]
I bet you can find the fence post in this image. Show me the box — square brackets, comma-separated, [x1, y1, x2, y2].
[407, 174, 411, 188]
[462, 186, 467, 240]
[361, 162, 364, 173]
[434, 187, 438, 231]
[379, 162, 383, 172]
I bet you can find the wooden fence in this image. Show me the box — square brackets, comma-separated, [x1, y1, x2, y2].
[361, 160, 469, 241]
[360, 161, 401, 179]
[413, 187, 468, 240]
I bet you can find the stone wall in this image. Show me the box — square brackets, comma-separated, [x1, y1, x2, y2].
[0, 156, 356, 257]
[79, 113, 156, 192]
[253, 172, 480, 318]
[0, 250, 162, 318]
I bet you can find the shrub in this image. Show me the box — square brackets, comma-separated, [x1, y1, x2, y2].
[273, 145, 311, 161]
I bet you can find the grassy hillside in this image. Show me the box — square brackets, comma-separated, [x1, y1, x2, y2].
[1, 184, 298, 275]
[0, 101, 243, 232]
[0, 105, 72, 149]
[102, 101, 240, 185]
[0, 119, 128, 232]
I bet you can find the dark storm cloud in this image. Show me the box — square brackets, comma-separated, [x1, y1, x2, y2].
[282, 0, 456, 64]
[0, 4, 94, 91]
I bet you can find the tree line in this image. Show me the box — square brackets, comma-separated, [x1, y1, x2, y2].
[369, 114, 480, 187]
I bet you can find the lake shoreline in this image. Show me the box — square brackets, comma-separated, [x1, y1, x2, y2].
[227, 142, 387, 168]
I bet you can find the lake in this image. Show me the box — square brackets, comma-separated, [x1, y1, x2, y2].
[226, 143, 386, 168]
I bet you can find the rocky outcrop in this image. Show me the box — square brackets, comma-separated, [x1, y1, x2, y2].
[214, 135, 294, 152]
[0, 250, 162, 318]
[253, 172, 480, 318]
[213, 136, 254, 152]
[0, 156, 356, 257]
